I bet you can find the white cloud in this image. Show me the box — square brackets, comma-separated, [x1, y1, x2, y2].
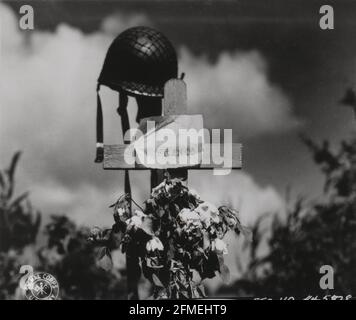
[181, 48, 300, 136]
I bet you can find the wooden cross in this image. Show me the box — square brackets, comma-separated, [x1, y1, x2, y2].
[102, 79, 242, 299]
[104, 79, 242, 173]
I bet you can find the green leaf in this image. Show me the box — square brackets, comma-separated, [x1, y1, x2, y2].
[217, 252, 225, 269]
[191, 286, 201, 299]
[197, 247, 208, 259]
[197, 284, 206, 297]
[152, 274, 164, 287]
[219, 264, 230, 284]
[102, 229, 112, 241]
[146, 257, 163, 269]
[158, 208, 165, 217]
[110, 227, 124, 249]
[10, 191, 29, 208]
[191, 269, 202, 285]
[97, 248, 113, 271]
[174, 203, 180, 214]
[179, 289, 189, 299]
[97, 246, 107, 260]
[6, 151, 21, 198]
[0, 171, 5, 189]
[7, 151, 21, 183]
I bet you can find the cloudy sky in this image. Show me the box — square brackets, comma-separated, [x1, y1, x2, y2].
[1, 0, 355, 232]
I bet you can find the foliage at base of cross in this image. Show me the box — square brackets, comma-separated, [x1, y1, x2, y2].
[88, 178, 251, 299]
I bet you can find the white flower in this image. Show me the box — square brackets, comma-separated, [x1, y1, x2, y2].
[195, 202, 220, 227]
[126, 215, 143, 228]
[184, 219, 202, 233]
[178, 208, 200, 224]
[151, 181, 166, 197]
[212, 238, 228, 255]
[188, 188, 200, 200]
[125, 210, 147, 229]
[116, 207, 126, 216]
[134, 209, 146, 219]
[146, 237, 164, 252]
[88, 227, 102, 241]
[196, 209, 211, 228]
[165, 183, 173, 193]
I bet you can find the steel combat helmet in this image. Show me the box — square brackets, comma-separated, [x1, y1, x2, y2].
[98, 26, 178, 97]
[95, 26, 179, 163]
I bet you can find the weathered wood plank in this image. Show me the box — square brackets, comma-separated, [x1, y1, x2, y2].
[158, 79, 188, 182]
[103, 143, 242, 170]
[163, 79, 187, 115]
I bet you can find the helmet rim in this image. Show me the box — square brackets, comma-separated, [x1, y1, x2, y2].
[98, 26, 177, 98]
[98, 79, 164, 97]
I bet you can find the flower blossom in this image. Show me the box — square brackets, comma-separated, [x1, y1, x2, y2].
[146, 237, 164, 252]
[212, 238, 228, 255]
[134, 209, 146, 219]
[117, 207, 126, 217]
[88, 227, 102, 242]
[219, 206, 239, 229]
[178, 208, 200, 225]
[195, 201, 220, 227]
[151, 181, 166, 197]
[114, 206, 130, 223]
[188, 188, 201, 200]
[126, 215, 143, 229]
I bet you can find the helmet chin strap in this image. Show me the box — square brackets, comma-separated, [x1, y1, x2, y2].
[117, 91, 132, 212]
[95, 84, 104, 163]
[95, 86, 132, 211]
[95, 88, 164, 208]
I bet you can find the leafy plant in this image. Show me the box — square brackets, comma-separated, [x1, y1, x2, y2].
[219, 134, 356, 298]
[0, 152, 41, 252]
[89, 178, 251, 299]
[0, 153, 126, 300]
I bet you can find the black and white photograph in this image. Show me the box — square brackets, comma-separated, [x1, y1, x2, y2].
[0, 0, 355, 304]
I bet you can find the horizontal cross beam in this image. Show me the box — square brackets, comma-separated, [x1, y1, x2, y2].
[103, 143, 242, 170]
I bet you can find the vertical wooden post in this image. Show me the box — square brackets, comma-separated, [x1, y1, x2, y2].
[151, 79, 188, 188]
[117, 93, 138, 300]
[114, 79, 191, 299]
[128, 95, 163, 300]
